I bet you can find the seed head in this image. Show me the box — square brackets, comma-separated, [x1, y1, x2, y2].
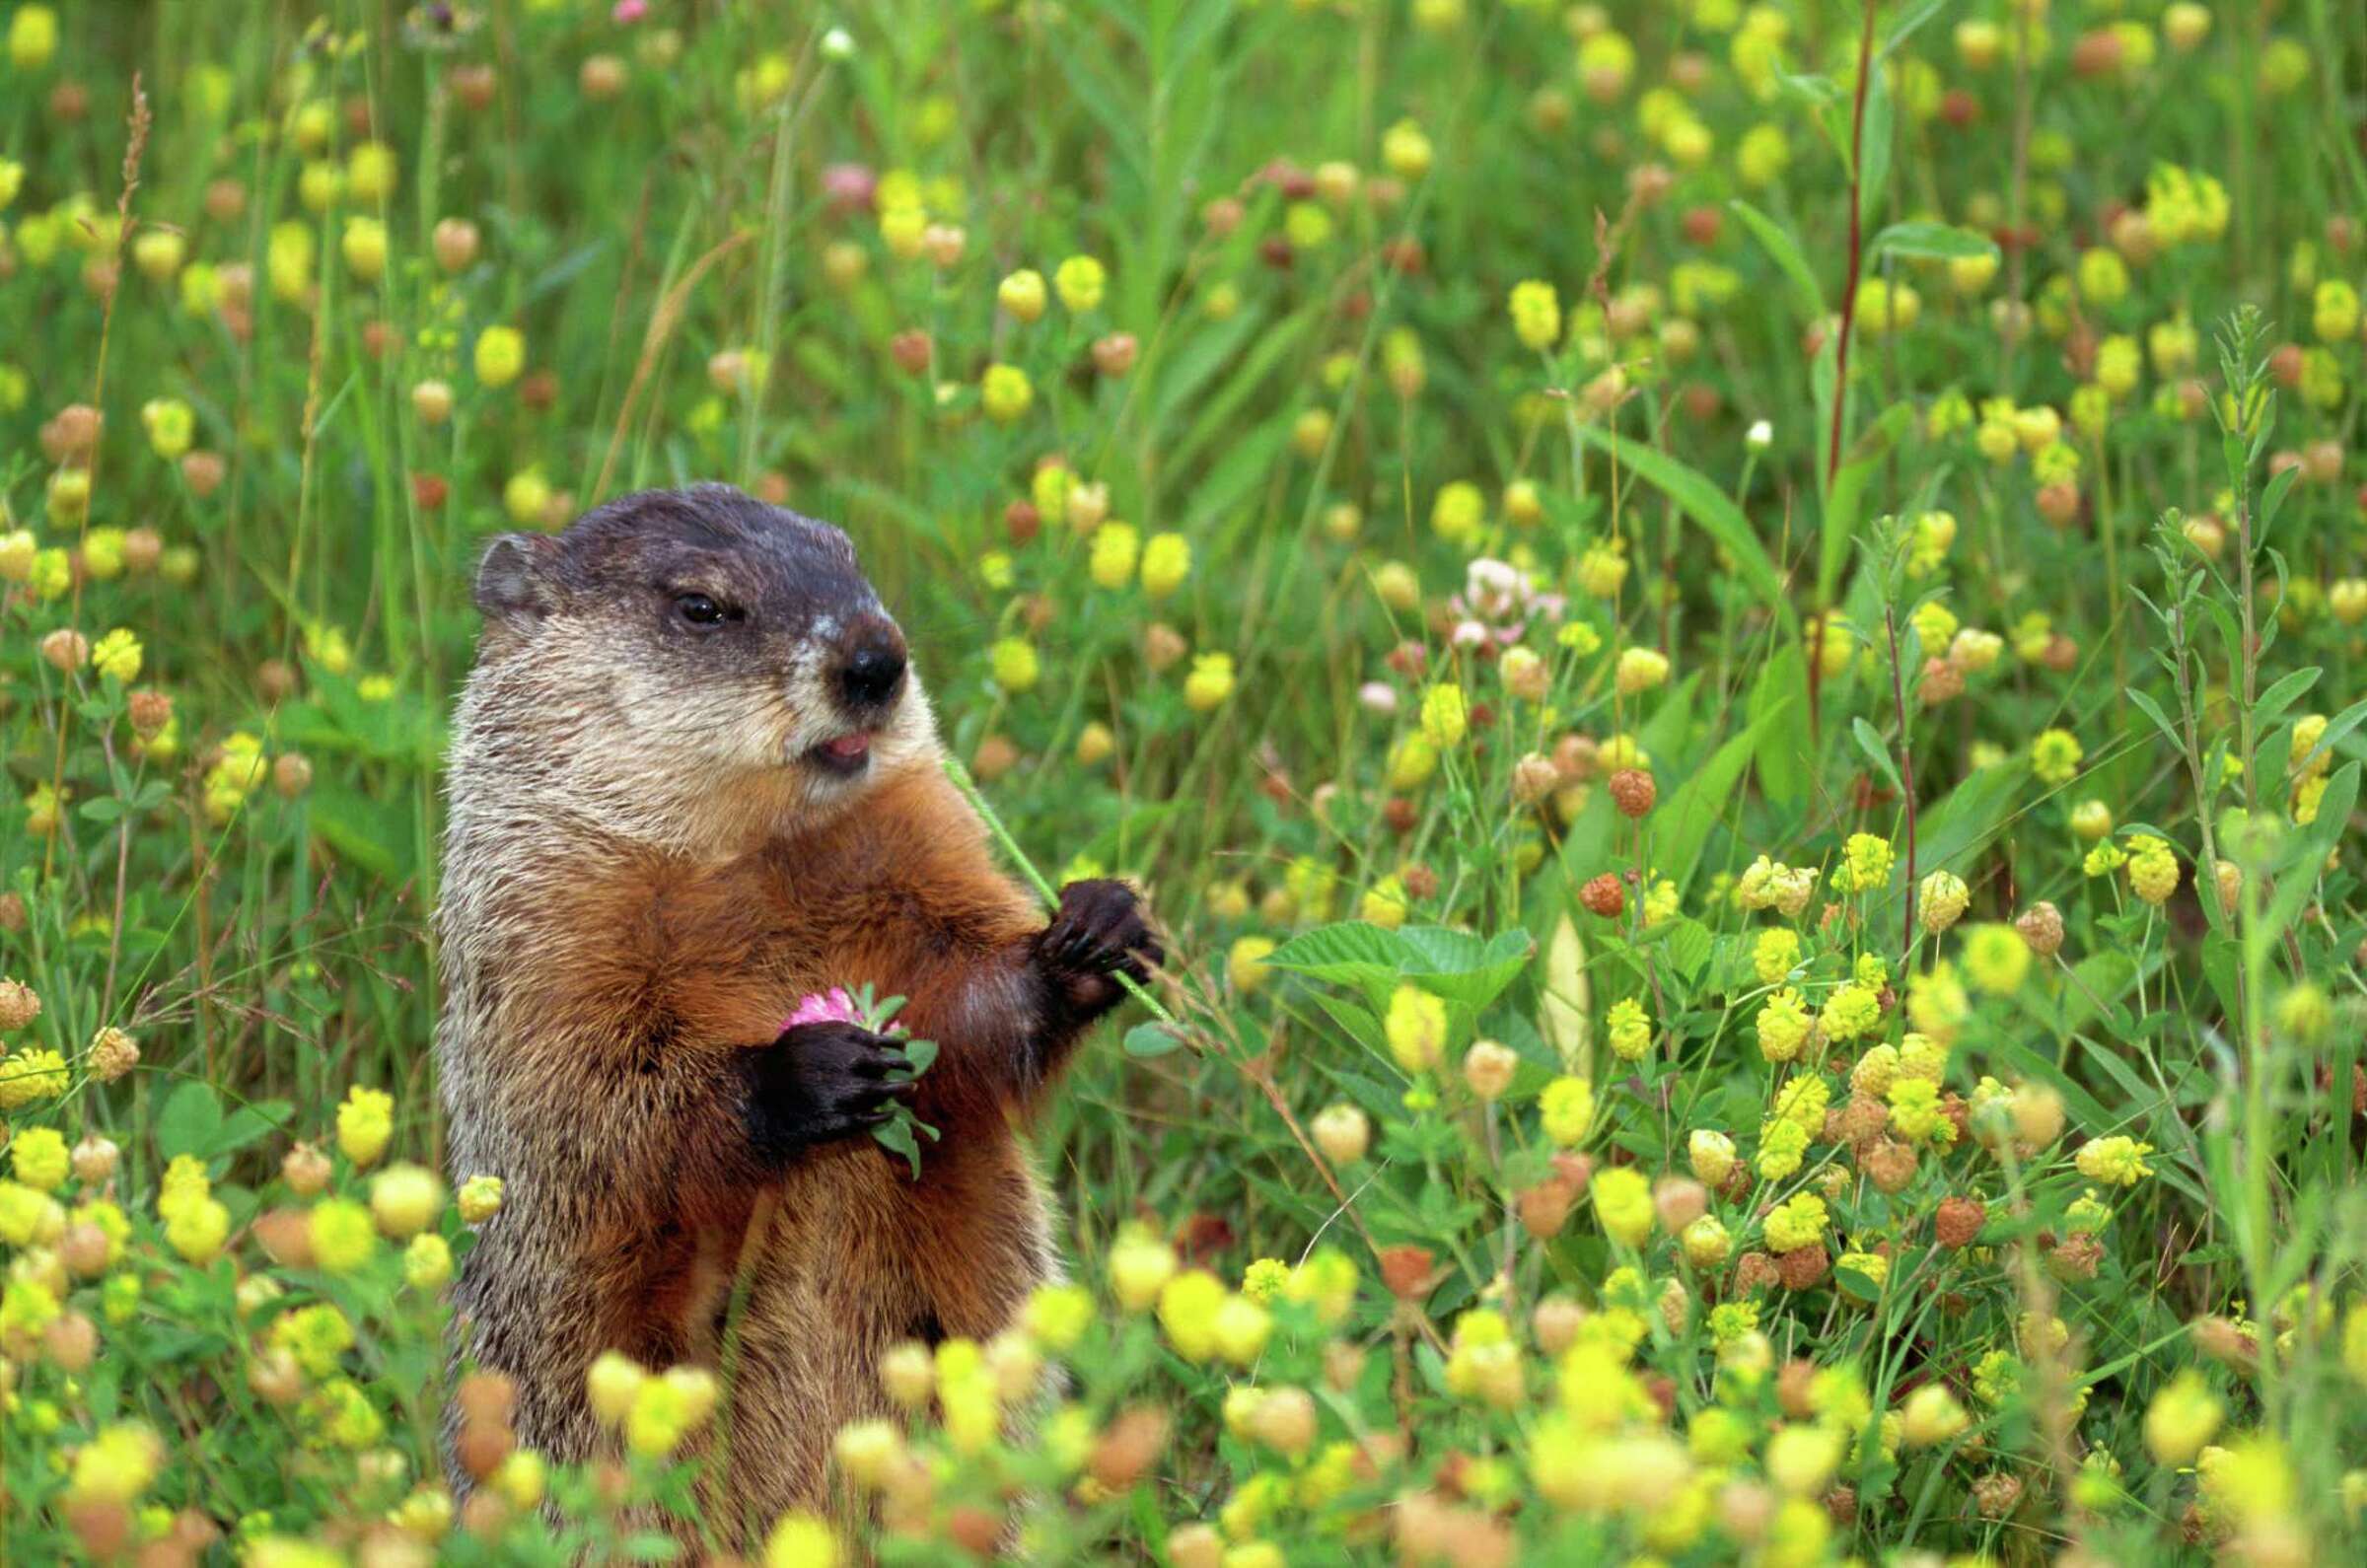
[1934, 1196, 1986, 1248]
[1581, 871, 1637, 923]
[1512, 752, 1560, 805]
[1092, 333, 1138, 377]
[2015, 899, 2064, 956]
[273, 752, 314, 799]
[1609, 767, 1655, 819]
[0, 978, 41, 1031]
[870, 331, 928, 381]
[1311, 1104, 1370, 1166]
[1860, 1138, 1918, 1194]
[39, 627, 89, 672]
[1653, 1177, 1707, 1235]
[70, 1134, 117, 1185]
[1462, 1040, 1517, 1102]
[282, 1142, 332, 1196]
[2047, 1233, 2104, 1281]
[970, 735, 1019, 781]
[1774, 1245, 1829, 1291]
[86, 1027, 139, 1083]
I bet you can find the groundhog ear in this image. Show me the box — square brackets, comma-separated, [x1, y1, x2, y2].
[474, 534, 557, 625]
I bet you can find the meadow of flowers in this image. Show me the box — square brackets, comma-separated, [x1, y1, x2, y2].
[5, 0, 2367, 1562]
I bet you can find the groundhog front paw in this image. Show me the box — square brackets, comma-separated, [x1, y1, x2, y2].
[740, 1022, 916, 1166]
[1033, 879, 1162, 1021]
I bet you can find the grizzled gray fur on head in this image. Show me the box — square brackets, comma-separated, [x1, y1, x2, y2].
[449, 483, 938, 859]
[475, 483, 882, 642]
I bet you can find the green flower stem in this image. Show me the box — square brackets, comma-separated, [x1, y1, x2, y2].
[941, 753, 1182, 1031]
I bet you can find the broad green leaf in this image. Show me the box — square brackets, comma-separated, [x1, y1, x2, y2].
[2124, 687, 2186, 750]
[1262, 921, 1404, 991]
[2302, 695, 2367, 774]
[1869, 221, 1999, 263]
[158, 1082, 226, 1163]
[307, 787, 405, 883]
[1574, 426, 1796, 634]
[1649, 699, 1791, 893]
[1819, 402, 1915, 605]
[1835, 1260, 1885, 1303]
[1863, 762, 2023, 936]
[1121, 1023, 1185, 1059]
[1752, 643, 1811, 806]
[1728, 199, 1823, 319]
[2252, 666, 2322, 733]
[1856, 59, 1893, 228]
[1852, 716, 1902, 794]
[1811, 330, 1839, 504]
[1881, 0, 1951, 59]
[2259, 462, 2301, 536]
[1309, 991, 1391, 1068]
[2060, 952, 2140, 1033]
[2264, 761, 2358, 939]
[1398, 926, 1534, 1010]
[210, 1101, 294, 1159]
[1774, 68, 1841, 108]
[1650, 917, 1714, 989]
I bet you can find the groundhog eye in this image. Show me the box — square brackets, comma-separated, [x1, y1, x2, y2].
[675, 593, 733, 626]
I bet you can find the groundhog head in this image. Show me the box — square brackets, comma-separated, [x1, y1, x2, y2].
[468, 484, 935, 831]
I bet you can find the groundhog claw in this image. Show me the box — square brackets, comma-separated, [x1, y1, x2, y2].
[1035, 879, 1161, 1019]
[741, 1021, 916, 1165]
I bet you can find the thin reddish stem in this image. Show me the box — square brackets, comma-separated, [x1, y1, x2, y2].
[1828, 0, 1880, 489]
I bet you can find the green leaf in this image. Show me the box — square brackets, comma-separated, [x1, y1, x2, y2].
[2252, 666, 2322, 732]
[1309, 992, 1392, 1068]
[2259, 462, 2301, 536]
[1881, 0, 1951, 59]
[1869, 221, 1999, 263]
[1852, 716, 1902, 794]
[1835, 1260, 1885, 1302]
[210, 1101, 294, 1159]
[1262, 921, 1404, 991]
[1649, 700, 1791, 893]
[1728, 199, 1823, 320]
[1573, 426, 1796, 634]
[1397, 926, 1533, 1010]
[1774, 68, 1842, 108]
[1751, 644, 1811, 806]
[1819, 401, 1914, 605]
[1811, 330, 1840, 504]
[1864, 762, 2024, 936]
[871, 1112, 939, 1181]
[307, 786, 405, 882]
[2265, 762, 2358, 940]
[2061, 952, 2139, 1034]
[1856, 59, 1893, 228]
[158, 1082, 226, 1163]
[2301, 695, 2367, 775]
[2123, 687, 2186, 750]
[1122, 1022, 1185, 1059]
[1651, 917, 1714, 990]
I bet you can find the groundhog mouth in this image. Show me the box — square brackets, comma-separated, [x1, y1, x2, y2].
[805, 731, 874, 777]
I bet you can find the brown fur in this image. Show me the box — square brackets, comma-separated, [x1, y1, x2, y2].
[435, 489, 1113, 1549]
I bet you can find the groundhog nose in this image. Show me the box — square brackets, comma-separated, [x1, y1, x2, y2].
[838, 633, 907, 709]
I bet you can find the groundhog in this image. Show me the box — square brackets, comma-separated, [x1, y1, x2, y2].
[434, 483, 1157, 1544]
